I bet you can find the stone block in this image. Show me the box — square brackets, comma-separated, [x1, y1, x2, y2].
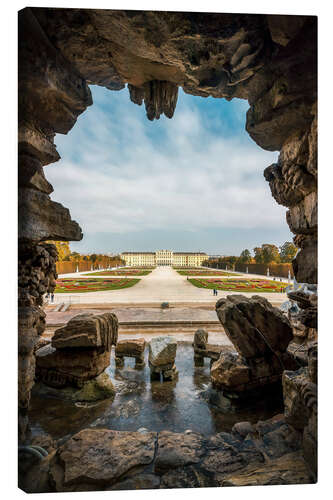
[52, 312, 118, 350]
[115, 338, 145, 358]
[35, 344, 111, 388]
[193, 328, 208, 348]
[148, 336, 177, 367]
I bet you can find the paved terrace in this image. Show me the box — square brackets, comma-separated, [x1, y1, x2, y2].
[54, 266, 288, 306]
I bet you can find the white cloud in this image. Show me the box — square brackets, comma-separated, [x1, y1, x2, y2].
[46, 87, 285, 240]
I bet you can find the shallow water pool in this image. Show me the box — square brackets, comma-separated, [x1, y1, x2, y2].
[29, 342, 283, 441]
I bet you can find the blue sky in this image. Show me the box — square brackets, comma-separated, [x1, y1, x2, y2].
[46, 85, 293, 256]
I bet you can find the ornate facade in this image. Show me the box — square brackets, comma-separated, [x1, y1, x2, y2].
[121, 250, 207, 267]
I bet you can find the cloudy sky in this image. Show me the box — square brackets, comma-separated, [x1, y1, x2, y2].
[46, 85, 293, 256]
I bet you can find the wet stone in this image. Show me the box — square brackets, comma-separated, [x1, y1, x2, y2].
[154, 431, 206, 473]
[194, 328, 208, 348]
[49, 429, 157, 491]
[115, 338, 145, 370]
[35, 344, 111, 388]
[149, 336, 178, 381]
[149, 336, 177, 366]
[52, 312, 118, 350]
[232, 421, 256, 439]
[32, 371, 115, 403]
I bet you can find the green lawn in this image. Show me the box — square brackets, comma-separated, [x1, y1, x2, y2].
[189, 278, 288, 293]
[55, 278, 140, 293]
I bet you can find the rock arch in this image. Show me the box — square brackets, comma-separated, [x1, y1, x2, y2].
[18, 8, 317, 443]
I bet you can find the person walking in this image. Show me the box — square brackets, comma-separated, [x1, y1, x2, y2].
[51, 292, 54, 303]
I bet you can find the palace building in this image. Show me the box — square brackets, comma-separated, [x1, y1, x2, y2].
[121, 250, 208, 267]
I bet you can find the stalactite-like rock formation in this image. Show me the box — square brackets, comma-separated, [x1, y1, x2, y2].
[129, 81, 179, 120]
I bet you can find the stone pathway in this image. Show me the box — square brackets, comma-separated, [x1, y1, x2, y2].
[46, 306, 220, 325]
[54, 266, 288, 305]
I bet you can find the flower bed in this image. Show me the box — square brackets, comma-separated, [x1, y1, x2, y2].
[55, 278, 140, 293]
[83, 268, 152, 276]
[176, 269, 238, 276]
[189, 278, 288, 293]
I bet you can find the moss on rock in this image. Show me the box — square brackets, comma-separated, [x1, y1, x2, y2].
[73, 372, 116, 402]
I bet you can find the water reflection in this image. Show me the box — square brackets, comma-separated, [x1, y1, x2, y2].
[29, 342, 283, 441]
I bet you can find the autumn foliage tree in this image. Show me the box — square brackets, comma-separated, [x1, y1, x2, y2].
[253, 247, 264, 263]
[45, 241, 71, 261]
[238, 249, 252, 264]
[279, 241, 298, 262]
[205, 242, 296, 271]
[211, 256, 239, 269]
[261, 244, 280, 264]
[46, 241, 125, 270]
[69, 252, 81, 265]
[253, 244, 280, 264]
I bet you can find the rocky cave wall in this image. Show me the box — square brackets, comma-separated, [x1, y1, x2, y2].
[18, 8, 317, 441]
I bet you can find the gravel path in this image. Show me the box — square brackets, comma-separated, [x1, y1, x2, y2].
[53, 266, 288, 305]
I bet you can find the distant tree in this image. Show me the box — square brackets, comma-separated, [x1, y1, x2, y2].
[253, 245, 280, 264]
[45, 241, 71, 261]
[280, 241, 298, 262]
[238, 249, 252, 264]
[90, 254, 97, 264]
[253, 247, 264, 263]
[261, 244, 280, 264]
[218, 256, 238, 269]
[228, 256, 238, 268]
[69, 252, 81, 265]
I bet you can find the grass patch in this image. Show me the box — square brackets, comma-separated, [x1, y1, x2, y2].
[189, 278, 288, 293]
[55, 278, 140, 293]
